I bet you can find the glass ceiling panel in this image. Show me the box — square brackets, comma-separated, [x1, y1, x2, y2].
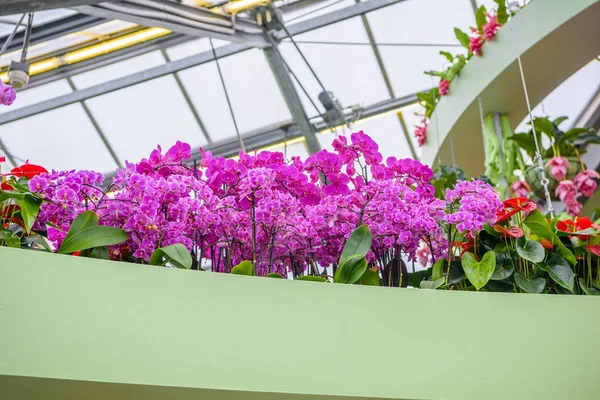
[0, 9, 76, 36]
[71, 50, 166, 89]
[165, 37, 230, 61]
[282, 0, 355, 24]
[83, 74, 208, 166]
[366, 0, 473, 98]
[279, 16, 390, 117]
[0, 103, 119, 172]
[0, 79, 71, 115]
[172, 48, 292, 141]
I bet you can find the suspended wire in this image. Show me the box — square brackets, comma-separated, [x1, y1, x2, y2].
[430, 76, 442, 166]
[284, 0, 348, 23]
[0, 13, 26, 58]
[282, 39, 463, 48]
[20, 13, 34, 62]
[209, 37, 245, 152]
[264, 33, 334, 133]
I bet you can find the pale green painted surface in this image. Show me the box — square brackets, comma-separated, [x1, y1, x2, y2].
[1, 246, 600, 399]
[421, 0, 600, 176]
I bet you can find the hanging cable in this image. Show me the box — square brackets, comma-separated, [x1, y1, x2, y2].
[0, 13, 26, 58]
[264, 33, 335, 133]
[209, 38, 245, 152]
[285, 0, 347, 23]
[510, 26, 554, 217]
[20, 13, 34, 62]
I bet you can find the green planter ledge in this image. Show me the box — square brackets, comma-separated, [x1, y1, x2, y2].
[1, 246, 600, 400]
[421, 0, 600, 177]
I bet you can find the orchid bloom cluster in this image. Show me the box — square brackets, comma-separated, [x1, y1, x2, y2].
[26, 132, 502, 275]
[0, 81, 16, 106]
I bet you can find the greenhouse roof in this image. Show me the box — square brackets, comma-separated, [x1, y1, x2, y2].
[0, 0, 598, 175]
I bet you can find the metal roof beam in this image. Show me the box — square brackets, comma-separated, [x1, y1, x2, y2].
[0, 0, 106, 16]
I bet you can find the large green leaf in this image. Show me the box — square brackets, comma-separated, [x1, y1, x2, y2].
[454, 28, 470, 49]
[461, 251, 496, 290]
[508, 133, 537, 159]
[516, 240, 545, 263]
[514, 273, 546, 294]
[231, 260, 254, 276]
[296, 275, 327, 282]
[420, 278, 445, 290]
[496, 3, 508, 24]
[58, 226, 128, 254]
[432, 258, 445, 281]
[360, 268, 380, 286]
[64, 211, 99, 244]
[334, 257, 368, 284]
[532, 118, 555, 140]
[523, 211, 554, 242]
[554, 240, 576, 266]
[90, 246, 111, 260]
[0, 188, 25, 202]
[539, 254, 574, 292]
[339, 225, 372, 267]
[20, 194, 42, 233]
[407, 269, 430, 288]
[149, 243, 192, 269]
[557, 127, 595, 145]
[475, 6, 487, 33]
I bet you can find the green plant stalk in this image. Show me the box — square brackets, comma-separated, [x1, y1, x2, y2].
[483, 114, 502, 186]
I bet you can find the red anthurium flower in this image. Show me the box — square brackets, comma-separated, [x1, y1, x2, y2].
[0, 156, 5, 163]
[556, 217, 600, 240]
[493, 224, 524, 239]
[496, 198, 537, 223]
[1, 180, 12, 191]
[586, 245, 600, 257]
[9, 162, 48, 179]
[72, 251, 81, 257]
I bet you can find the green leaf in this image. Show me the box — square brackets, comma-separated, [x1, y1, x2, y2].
[267, 273, 284, 279]
[514, 273, 546, 294]
[231, 260, 254, 276]
[553, 116, 569, 126]
[448, 261, 465, 284]
[432, 258, 445, 281]
[439, 51, 454, 62]
[20, 194, 42, 233]
[360, 268, 380, 286]
[516, 240, 545, 263]
[58, 226, 128, 254]
[539, 254, 574, 292]
[22, 234, 52, 251]
[339, 225, 372, 267]
[461, 251, 496, 290]
[486, 280, 514, 292]
[554, 240, 576, 266]
[90, 246, 111, 260]
[64, 211, 99, 243]
[523, 211, 554, 242]
[508, 133, 537, 159]
[149, 243, 192, 269]
[475, 6, 487, 33]
[334, 257, 368, 284]
[296, 275, 327, 282]
[407, 269, 430, 287]
[0, 189, 25, 201]
[4, 236, 20, 248]
[420, 277, 445, 290]
[491, 262, 514, 280]
[496, 3, 508, 24]
[424, 70, 444, 77]
[454, 28, 470, 49]
[579, 278, 600, 295]
[557, 127, 593, 145]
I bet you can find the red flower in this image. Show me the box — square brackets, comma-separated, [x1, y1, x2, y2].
[510, 180, 531, 199]
[1, 180, 12, 191]
[495, 198, 536, 223]
[0, 156, 5, 163]
[573, 170, 599, 198]
[414, 118, 428, 147]
[586, 245, 600, 257]
[438, 79, 450, 96]
[493, 224, 524, 238]
[9, 162, 48, 179]
[469, 34, 484, 56]
[546, 157, 570, 181]
[539, 239, 554, 250]
[556, 217, 600, 240]
[72, 251, 81, 257]
[483, 14, 501, 41]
